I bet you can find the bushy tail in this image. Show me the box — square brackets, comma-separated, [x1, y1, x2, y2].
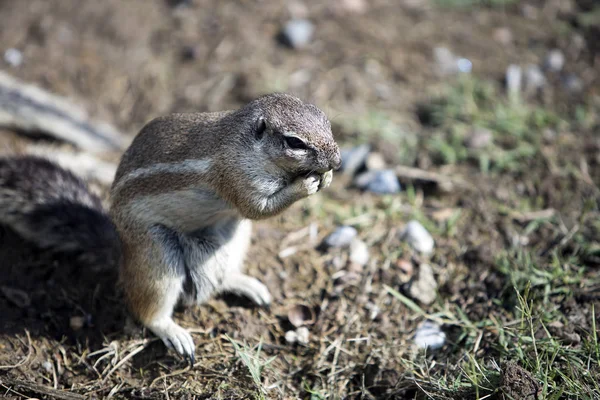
[0, 156, 121, 269]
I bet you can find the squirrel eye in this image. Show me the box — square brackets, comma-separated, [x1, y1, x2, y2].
[284, 136, 308, 150]
[255, 117, 266, 139]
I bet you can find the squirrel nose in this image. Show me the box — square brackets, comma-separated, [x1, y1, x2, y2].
[331, 151, 342, 171]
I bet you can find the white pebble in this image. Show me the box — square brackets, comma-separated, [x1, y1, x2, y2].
[4, 48, 23, 67]
[296, 327, 310, 345]
[401, 220, 434, 255]
[285, 330, 298, 344]
[544, 49, 565, 72]
[414, 320, 446, 350]
[505, 64, 522, 96]
[324, 226, 357, 248]
[281, 19, 314, 49]
[349, 238, 369, 266]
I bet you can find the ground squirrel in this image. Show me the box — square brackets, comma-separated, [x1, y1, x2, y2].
[0, 93, 341, 364]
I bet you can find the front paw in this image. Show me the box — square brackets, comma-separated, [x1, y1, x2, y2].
[301, 174, 321, 196]
[319, 170, 333, 190]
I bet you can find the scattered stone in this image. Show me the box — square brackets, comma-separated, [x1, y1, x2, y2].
[456, 58, 473, 73]
[505, 64, 522, 97]
[365, 152, 386, 171]
[69, 316, 85, 331]
[408, 264, 437, 305]
[433, 47, 472, 76]
[285, 330, 298, 344]
[400, 220, 434, 255]
[365, 302, 380, 320]
[414, 320, 445, 350]
[562, 73, 583, 93]
[544, 49, 565, 72]
[465, 127, 493, 149]
[0, 286, 30, 308]
[493, 27, 513, 46]
[4, 48, 23, 67]
[288, 304, 315, 328]
[340, 144, 370, 176]
[296, 327, 310, 345]
[323, 226, 357, 249]
[41, 360, 53, 373]
[349, 238, 369, 267]
[279, 19, 314, 49]
[354, 169, 401, 194]
[524, 64, 546, 92]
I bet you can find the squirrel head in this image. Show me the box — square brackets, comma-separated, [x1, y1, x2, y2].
[242, 93, 341, 177]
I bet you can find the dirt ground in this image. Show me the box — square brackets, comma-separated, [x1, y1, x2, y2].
[0, 0, 599, 399]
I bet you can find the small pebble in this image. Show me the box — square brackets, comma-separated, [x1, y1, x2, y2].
[285, 330, 298, 344]
[414, 320, 446, 350]
[465, 127, 493, 149]
[524, 64, 546, 92]
[4, 48, 23, 67]
[69, 316, 85, 331]
[365, 152, 386, 171]
[41, 361, 53, 373]
[433, 47, 471, 75]
[400, 220, 434, 255]
[544, 49, 565, 72]
[433, 47, 456, 76]
[340, 144, 370, 176]
[280, 19, 314, 49]
[354, 169, 401, 194]
[349, 238, 369, 267]
[562, 73, 582, 93]
[323, 226, 357, 248]
[505, 64, 522, 96]
[296, 327, 310, 345]
[408, 263, 438, 305]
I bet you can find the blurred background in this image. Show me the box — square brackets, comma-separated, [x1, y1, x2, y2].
[0, 0, 599, 399]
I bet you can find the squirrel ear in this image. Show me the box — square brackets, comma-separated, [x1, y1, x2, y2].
[255, 116, 266, 139]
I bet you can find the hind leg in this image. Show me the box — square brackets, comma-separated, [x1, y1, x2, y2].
[121, 224, 195, 363]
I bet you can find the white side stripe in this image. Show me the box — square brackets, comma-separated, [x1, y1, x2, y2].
[112, 159, 212, 194]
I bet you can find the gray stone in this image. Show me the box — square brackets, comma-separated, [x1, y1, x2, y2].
[408, 263, 437, 305]
[562, 73, 583, 93]
[323, 226, 357, 248]
[340, 144, 370, 176]
[544, 49, 565, 72]
[354, 169, 400, 194]
[433, 47, 471, 76]
[280, 19, 314, 49]
[524, 64, 546, 92]
[414, 320, 446, 350]
[401, 220, 434, 255]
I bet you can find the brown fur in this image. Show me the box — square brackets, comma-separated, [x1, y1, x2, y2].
[110, 93, 340, 361]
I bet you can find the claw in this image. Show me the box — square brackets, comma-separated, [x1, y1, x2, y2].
[187, 353, 195, 367]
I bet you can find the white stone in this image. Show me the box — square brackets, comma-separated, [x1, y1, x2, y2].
[414, 321, 446, 350]
[401, 220, 434, 255]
